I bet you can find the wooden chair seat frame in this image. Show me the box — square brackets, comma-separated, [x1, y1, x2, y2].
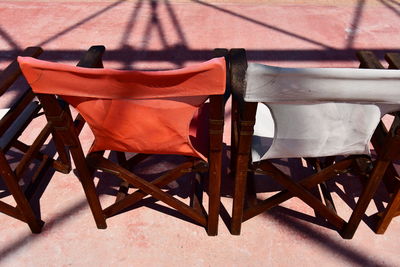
[0, 47, 70, 233]
[229, 48, 400, 239]
[35, 46, 225, 235]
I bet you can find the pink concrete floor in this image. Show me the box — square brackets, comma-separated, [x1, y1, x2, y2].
[1, 0, 400, 265]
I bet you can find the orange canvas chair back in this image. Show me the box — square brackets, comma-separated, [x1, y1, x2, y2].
[18, 46, 226, 236]
[18, 56, 226, 160]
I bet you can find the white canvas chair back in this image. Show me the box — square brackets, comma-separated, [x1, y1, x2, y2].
[245, 63, 400, 161]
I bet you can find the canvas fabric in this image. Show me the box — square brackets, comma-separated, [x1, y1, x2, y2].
[245, 63, 400, 162]
[18, 56, 226, 160]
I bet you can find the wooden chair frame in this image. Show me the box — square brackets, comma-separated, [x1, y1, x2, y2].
[229, 48, 400, 239]
[0, 47, 70, 233]
[35, 46, 226, 235]
[357, 51, 400, 234]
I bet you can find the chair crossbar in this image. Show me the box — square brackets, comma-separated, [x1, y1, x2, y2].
[243, 158, 354, 221]
[256, 160, 346, 229]
[91, 155, 207, 226]
[0, 200, 25, 221]
[15, 122, 52, 177]
[103, 159, 203, 217]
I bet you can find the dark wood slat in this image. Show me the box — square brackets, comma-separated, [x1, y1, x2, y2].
[190, 172, 206, 216]
[15, 123, 52, 177]
[73, 113, 86, 135]
[375, 187, 400, 234]
[25, 153, 50, 200]
[385, 53, 400, 69]
[306, 158, 337, 213]
[356, 51, 384, 69]
[13, 139, 70, 174]
[0, 47, 43, 95]
[342, 160, 391, 238]
[0, 90, 35, 137]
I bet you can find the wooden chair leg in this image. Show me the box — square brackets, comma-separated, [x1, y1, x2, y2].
[375, 187, 400, 234]
[231, 154, 249, 235]
[341, 160, 390, 239]
[190, 172, 204, 214]
[69, 146, 106, 229]
[207, 151, 222, 236]
[0, 153, 43, 233]
[115, 152, 130, 202]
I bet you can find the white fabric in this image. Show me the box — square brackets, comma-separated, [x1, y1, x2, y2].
[245, 63, 400, 162]
[0, 108, 10, 120]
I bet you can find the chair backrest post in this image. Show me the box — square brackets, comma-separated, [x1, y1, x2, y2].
[229, 49, 257, 158]
[36, 94, 74, 170]
[35, 46, 107, 170]
[208, 49, 228, 155]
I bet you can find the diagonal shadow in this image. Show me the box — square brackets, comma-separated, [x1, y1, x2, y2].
[0, 26, 21, 50]
[263, 206, 394, 267]
[0, 198, 89, 262]
[116, 0, 189, 68]
[164, 0, 188, 47]
[379, 0, 400, 17]
[37, 0, 127, 47]
[140, 1, 170, 50]
[385, 0, 400, 6]
[346, 0, 366, 48]
[191, 0, 335, 50]
[119, 0, 144, 49]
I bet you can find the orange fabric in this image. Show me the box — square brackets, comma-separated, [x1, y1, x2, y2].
[18, 56, 226, 160]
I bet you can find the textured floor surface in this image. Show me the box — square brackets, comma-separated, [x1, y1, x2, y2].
[0, 0, 399, 266]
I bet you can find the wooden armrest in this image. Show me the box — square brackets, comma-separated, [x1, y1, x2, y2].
[0, 47, 43, 96]
[0, 101, 40, 151]
[0, 47, 43, 136]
